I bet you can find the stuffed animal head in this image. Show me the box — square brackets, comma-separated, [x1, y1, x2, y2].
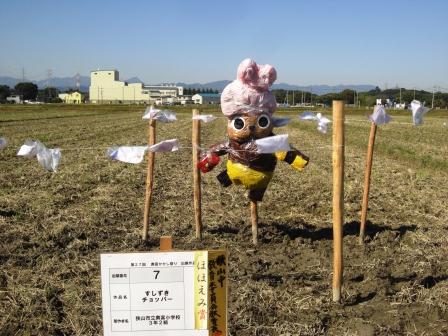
[221, 59, 277, 142]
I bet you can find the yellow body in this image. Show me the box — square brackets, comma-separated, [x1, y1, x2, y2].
[275, 151, 308, 170]
[226, 160, 273, 190]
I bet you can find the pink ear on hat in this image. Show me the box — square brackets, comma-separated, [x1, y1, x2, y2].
[237, 58, 258, 86]
[221, 59, 278, 118]
[257, 64, 277, 90]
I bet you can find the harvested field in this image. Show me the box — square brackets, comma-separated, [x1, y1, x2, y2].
[1, 104, 447, 335]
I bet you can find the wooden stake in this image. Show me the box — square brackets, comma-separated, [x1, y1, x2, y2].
[192, 109, 202, 239]
[160, 236, 173, 251]
[359, 122, 377, 244]
[332, 100, 345, 303]
[250, 201, 258, 245]
[142, 115, 156, 241]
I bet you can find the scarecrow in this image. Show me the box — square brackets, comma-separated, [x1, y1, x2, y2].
[198, 58, 309, 243]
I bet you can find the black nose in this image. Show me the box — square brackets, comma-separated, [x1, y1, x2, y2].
[249, 126, 255, 132]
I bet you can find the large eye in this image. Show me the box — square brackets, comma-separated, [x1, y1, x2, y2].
[257, 114, 270, 129]
[231, 117, 245, 130]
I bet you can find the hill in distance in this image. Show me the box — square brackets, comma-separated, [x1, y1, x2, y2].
[175, 80, 376, 95]
[0, 75, 376, 95]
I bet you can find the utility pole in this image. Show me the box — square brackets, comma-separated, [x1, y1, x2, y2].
[413, 88, 416, 100]
[292, 90, 295, 106]
[22, 68, 25, 81]
[432, 86, 436, 108]
[399, 87, 402, 104]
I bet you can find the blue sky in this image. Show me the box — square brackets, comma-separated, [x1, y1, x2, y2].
[0, 0, 447, 89]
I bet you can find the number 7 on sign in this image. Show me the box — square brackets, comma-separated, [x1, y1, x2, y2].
[154, 270, 160, 279]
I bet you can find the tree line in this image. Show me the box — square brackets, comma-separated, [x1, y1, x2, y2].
[183, 87, 219, 95]
[2, 82, 447, 108]
[272, 87, 448, 108]
[0, 82, 84, 103]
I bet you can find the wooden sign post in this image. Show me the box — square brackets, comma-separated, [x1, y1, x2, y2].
[359, 122, 377, 244]
[192, 109, 203, 239]
[332, 100, 345, 303]
[160, 236, 173, 251]
[142, 116, 156, 241]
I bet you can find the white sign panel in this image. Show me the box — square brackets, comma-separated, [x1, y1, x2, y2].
[101, 252, 209, 336]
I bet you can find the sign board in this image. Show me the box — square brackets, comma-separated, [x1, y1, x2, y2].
[101, 250, 227, 336]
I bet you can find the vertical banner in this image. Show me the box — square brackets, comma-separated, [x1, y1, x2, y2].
[208, 251, 228, 336]
[194, 251, 208, 330]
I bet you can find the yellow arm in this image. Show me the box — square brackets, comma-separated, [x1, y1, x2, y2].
[275, 149, 309, 171]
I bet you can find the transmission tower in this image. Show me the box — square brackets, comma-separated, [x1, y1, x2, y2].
[47, 69, 53, 88]
[75, 73, 81, 92]
[47, 69, 53, 100]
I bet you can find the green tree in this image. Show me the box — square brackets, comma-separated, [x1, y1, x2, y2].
[315, 92, 341, 106]
[37, 87, 59, 103]
[14, 82, 38, 100]
[340, 89, 355, 104]
[0, 85, 10, 103]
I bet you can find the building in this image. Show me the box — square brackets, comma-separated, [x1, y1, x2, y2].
[58, 93, 68, 101]
[6, 95, 22, 104]
[65, 91, 84, 104]
[89, 69, 184, 104]
[376, 98, 393, 107]
[192, 93, 221, 104]
[89, 70, 148, 104]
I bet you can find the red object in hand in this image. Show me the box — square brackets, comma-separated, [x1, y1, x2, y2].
[198, 154, 220, 173]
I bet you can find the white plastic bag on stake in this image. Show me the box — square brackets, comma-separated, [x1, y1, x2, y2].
[37, 148, 61, 172]
[255, 134, 291, 153]
[107, 146, 148, 164]
[299, 111, 331, 133]
[17, 140, 61, 172]
[410, 100, 430, 125]
[148, 139, 179, 152]
[142, 106, 177, 122]
[0, 137, 8, 149]
[17, 140, 39, 158]
[369, 105, 391, 125]
[192, 114, 217, 123]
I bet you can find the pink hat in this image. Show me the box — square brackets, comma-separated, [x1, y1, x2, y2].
[221, 59, 277, 118]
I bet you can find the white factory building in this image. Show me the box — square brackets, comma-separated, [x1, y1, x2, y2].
[192, 93, 221, 104]
[89, 69, 185, 104]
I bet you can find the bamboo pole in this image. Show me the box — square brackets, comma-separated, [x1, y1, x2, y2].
[359, 122, 377, 244]
[332, 100, 345, 303]
[142, 116, 156, 241]
[192, 109, 202, 239]
[250, 201, 258, 245]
